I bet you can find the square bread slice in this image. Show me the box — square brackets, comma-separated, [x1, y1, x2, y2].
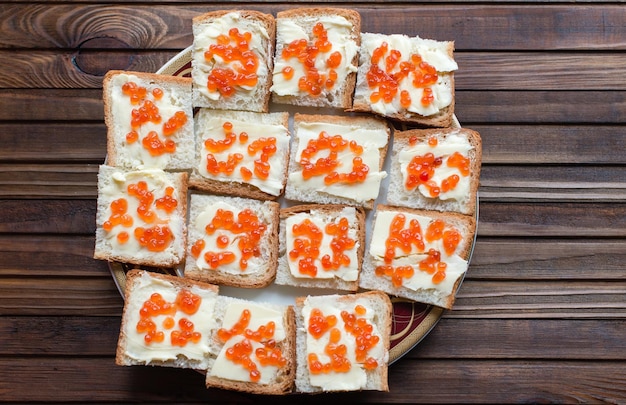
[103, 70, 194, 170]
[386, 127, 482, 216]
[93, 165, 188, 268]
[183, 193, 280, 288]
[351, 32, 458, 127]
[191, 10, 276, 112]
[205, 295, 296, 395]
[276, 204, 366, 292]
[116, 269, 220, 370]
[284, 113, 390, 209]
[189, 109, 291, 201]
[270, 8, 361, 109]
[294, 291, 392, 393]
[360, 205, 476, 309]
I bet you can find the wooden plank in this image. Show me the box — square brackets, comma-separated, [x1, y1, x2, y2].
[0, 357, 623, 403]
[1, 89, 622, 124]
[1, 317, 623, 361]
[0, 164, 98, 199]
[470, 239, 626, 280]
[2, 50, 626, 90]
[1, 5, 624, 51]
[0, 123, 107, 162]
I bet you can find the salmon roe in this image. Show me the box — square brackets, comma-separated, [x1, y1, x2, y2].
[367, 43, 439, 107]
[217, 309, 287, 382]
[405, 138, 470, 196]
[321, 217, 356, 271]
[204, 121, 278, 182]
[289, 218, 323, 277]
[191, 208, 266, 271]
[299, 131, 368, 185]
[375, 215, 462, 286]
[121, 80, 187, 156]
[204, 28, 259, 97]
[135, 289, 202, 346]
[307, 306, 380, 374]
[281, 22, 340, 96]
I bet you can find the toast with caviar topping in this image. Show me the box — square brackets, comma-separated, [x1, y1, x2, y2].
[294, 291, 391, 393]
[93, 165, 188, 268]
[205, 295, 296, 394]
[276, 204, 366, 292]
[116, 269, 220, 370]
[360, 205, 476, 309]
[351, 32, 458, 127]
[284, 113, 390, 210]
[191, 10, 276, 113]
[183, 193, 280, 289]
[189, 109, 291, 201]
[103, 70, 195, 171]
[386, 127, 482, 216]
[270, 8, 361, 109]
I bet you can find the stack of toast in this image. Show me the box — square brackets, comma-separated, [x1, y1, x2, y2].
[95, 7, 482, 395]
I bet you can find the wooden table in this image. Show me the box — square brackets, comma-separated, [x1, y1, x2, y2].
[2, 1, 625, 403]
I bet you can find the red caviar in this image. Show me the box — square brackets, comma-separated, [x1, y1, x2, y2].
[136, 289, 202, 346]
[289, 218, 323, 277]
[320, 217, 356, 271]
[205, 28, 259, 97]
[299, 131, 368, 185]
[366, 43, 438, 107]
[281, 22, 340, 96]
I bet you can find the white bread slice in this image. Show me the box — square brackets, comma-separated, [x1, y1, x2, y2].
[276, 204, 366, 292]
[351, 33, 458, 127]
[270, 8, 361, 109]
[386, 127, 482, 216]
[191, 10, 275, 113]
[183, 193, 280, 289]
[93, 165, 188, 268]
[360, 205, 476, 309]
[284, 113, 390, 210]
[116, 269, 220, 370]
[294, 291, 391, 393]
[103, 70, 194, 170]
[205, 295, 296, 394]
[189, 109, 291, 201]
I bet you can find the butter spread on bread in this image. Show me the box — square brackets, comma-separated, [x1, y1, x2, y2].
[117, 270, 219, 369]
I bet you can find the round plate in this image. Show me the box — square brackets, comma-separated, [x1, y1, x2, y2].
[108, 46, 476, 365]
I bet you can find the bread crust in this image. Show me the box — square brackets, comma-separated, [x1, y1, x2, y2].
[350, 37, 456, 127]
[205, 303, 296, 395]
[387, 127, 482, 216]
[189, 110, 290, 201]
[191, 10, 276, 113]
[183, 194, 280, 289]
[103, 70, 194, 170]
[277, 203, 366, 292]
[285, 113, 390, 209]
[116, 269, 219, 368]
[294, 291, 391, 393]
[271, 8, 361, 109]
[361, 205, 476, 309]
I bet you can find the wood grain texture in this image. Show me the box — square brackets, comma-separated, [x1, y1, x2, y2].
[1, 1, 625, 403]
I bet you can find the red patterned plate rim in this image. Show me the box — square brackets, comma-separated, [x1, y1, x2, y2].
[108, 46, 475, 365]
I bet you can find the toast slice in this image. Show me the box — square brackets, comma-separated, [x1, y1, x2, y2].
[284, 113, 390, 209]
[386, 127, 482, 216]
[294, 291, 392, 393]
[103, 70, 194, 170]
[351, 33, 458, 127]
[205, 295, 296, 394]
[191, 10, 276, 112]
[93, 165, 188, 268]
[184, 193, 280, 289]
[360, 205, 476, 309]
[116, 269, 220, 370]
[189, 109, 291, 201]
[270, 8, 361, 109]
[276, 204, 366, 292]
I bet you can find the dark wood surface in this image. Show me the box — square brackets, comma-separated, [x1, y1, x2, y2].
[1, 1, 625, 403]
